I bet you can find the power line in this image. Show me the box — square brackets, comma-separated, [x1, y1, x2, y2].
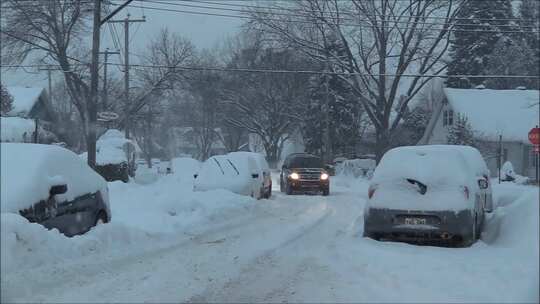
[153, 0, 540, 24]
[3, 62, 540, 80]
[113, 2, 539, 35]
[143, 0, 539, 30]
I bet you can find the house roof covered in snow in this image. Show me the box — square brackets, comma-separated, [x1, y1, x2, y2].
[6, 87, 46, 116]
[444, 88, 539, 143]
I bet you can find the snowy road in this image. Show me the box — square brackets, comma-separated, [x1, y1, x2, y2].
[1, 174, 538, 303]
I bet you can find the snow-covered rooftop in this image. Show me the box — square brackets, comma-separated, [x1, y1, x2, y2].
[6, 87, 45, 116]
[444, 88, 539, 143]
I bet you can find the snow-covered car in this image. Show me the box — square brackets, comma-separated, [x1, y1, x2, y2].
[280, 153, 330, 196]
[81, 129, 138, 182]
[194, 153, 265, 199]
[1, 143, 111, 237]
[229, 152, 272, 198]
[363, 145, 492, 246]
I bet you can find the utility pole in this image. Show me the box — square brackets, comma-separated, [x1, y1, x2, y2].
[88, 0, 102, 168]
[108, 14, 146, 139]
[323, 59, 332, 165]
[99, 48, 120, 112]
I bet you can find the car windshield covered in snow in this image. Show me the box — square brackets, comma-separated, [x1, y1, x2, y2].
[288, 155, 323, 168]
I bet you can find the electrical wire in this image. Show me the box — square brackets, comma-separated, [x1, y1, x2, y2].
[142, 0, 539, 30]
[3, 62, 539, 79]
[110, 2, 539, 35]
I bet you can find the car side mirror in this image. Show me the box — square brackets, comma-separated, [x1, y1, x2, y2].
[193, 174, 198, 179]
[50, 184, 67, 196]
[252, 173, 259, 179]
[478, 179, 488, 189]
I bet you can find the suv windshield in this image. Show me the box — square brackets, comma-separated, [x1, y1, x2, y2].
[289, 156, 323, 168]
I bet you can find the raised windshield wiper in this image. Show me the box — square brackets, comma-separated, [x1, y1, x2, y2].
[406, 178, 427, 195]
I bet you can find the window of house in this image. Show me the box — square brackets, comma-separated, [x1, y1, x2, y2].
[443, 110, 448, 126]
[443, 109, 454, 126]
[531, 149, 539, 168]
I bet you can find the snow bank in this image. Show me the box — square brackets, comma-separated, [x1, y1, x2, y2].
[336, 158, 376, 178]
[0, 143, 107, 213]
[170, 157, 200, 180]
[80, 129, 138, 166]
[0, 117, 35, 142]
[1, 173, 254, 276]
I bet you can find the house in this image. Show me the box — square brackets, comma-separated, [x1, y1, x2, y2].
[6, 87, 55, 121]
[0, 87, 58, 144]
[420, 87, 540, 178]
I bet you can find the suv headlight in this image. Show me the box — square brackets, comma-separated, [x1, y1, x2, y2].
[320, 173, 329, 180]
[289, 172, 300, 180]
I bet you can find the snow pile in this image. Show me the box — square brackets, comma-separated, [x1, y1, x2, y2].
[6, 86, 44, 116]
[336, 158, 376, 178]
[0, 143, 107, 213]
[1, 173, 254, 277]
[0, 117, 36, 142]
[110, 176, 254, 234]
[170, 157, 200, 180]
[444, 88, 539, 142]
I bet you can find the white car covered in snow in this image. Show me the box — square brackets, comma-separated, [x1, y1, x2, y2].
[1, 143, 111, 237]
[229, 152, 272, 198]
[363, 145, 493, 246]
[193, 153, 267, 199]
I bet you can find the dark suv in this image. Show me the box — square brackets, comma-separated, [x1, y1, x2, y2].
[280, 153, 330, 196]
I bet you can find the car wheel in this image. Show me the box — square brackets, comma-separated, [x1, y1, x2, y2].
[322, 188, 329, 196]
[95, 211, 108, 226]
[285, 182, 293, 195]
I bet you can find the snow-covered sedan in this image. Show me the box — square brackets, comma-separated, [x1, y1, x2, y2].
[1, 143, 111, 237]
[193, 153, 266, 199]
[363, 145, 492, 247]
[229, 152, 272, 198]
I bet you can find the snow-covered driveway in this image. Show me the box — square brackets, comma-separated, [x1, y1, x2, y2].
[1, 174, 538, 303]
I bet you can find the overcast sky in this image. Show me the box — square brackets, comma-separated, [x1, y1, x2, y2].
[1, 1, 245, 88]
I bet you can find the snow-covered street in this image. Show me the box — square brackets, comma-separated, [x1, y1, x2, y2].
[1, 172, 538, 303]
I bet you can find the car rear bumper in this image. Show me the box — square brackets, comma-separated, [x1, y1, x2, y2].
[364, 208, 474, 242]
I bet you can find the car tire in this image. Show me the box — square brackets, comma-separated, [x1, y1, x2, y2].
[266, 186, 272, 198]
[322, 188, 329, 196]
[285, 182, 293, 195]
[95, 211, 108, 226]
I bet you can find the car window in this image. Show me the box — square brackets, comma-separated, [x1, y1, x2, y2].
[290, 156, 323, 168]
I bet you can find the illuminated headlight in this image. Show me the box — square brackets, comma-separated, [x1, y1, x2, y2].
[320, 173, 329, 180]
[289, 172, 300, 180]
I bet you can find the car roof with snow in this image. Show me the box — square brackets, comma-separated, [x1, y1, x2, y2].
[0, 143, 107, 213]
[372, 145, 474, 186]
[228, 152, 269, 171]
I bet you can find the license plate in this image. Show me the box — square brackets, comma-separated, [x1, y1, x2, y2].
[404, 217, 427, 225]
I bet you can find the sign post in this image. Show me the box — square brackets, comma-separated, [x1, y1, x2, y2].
[528, 126, 540, 183]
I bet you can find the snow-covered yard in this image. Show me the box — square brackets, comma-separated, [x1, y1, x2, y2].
[1, 172, 538, 303]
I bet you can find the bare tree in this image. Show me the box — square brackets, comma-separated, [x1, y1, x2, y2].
[250, 0, 464, 161]
[224, 45, 310, 167]
[1, 0, 100, 159]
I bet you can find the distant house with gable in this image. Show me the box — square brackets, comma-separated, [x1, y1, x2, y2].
[420, 87, 540, 178]
[0, 87, 57, 143]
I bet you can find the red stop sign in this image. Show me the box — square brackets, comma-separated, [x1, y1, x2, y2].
[529, 127, 540, 145]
